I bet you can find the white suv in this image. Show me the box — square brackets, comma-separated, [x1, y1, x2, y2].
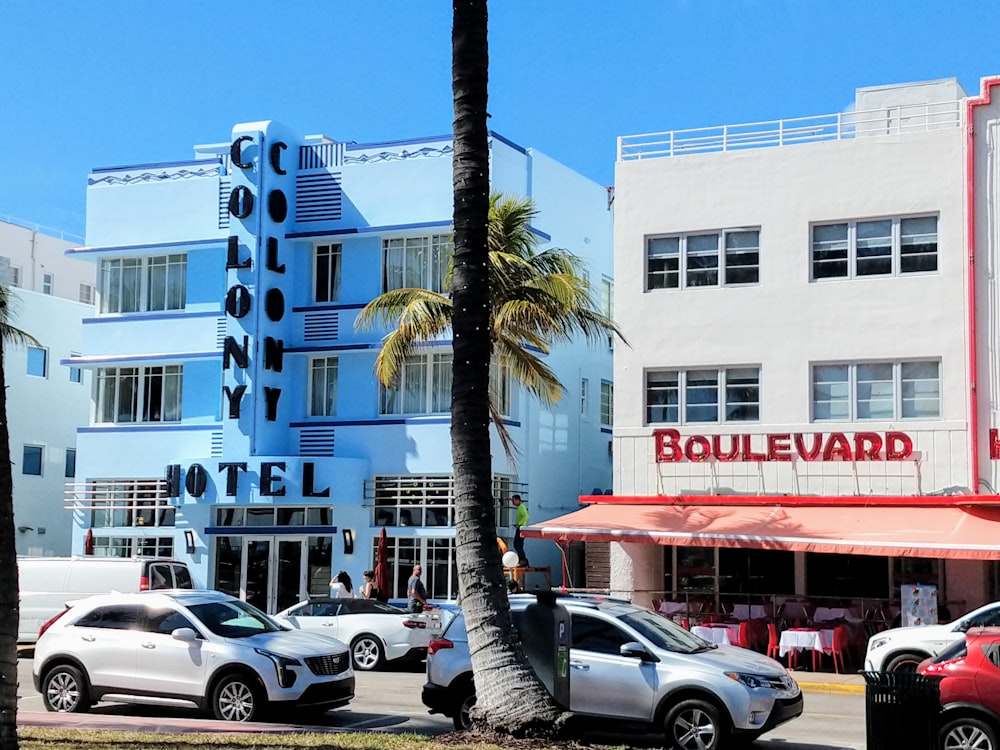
[32, 590, 354, 721]
[865, 600, 1000, 672]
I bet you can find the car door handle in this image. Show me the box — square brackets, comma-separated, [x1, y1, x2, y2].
[570, 661, 590, 671]
[141, 642, 156, 649]
[322, 623, 334, 627]
[80, 635, 95, 642]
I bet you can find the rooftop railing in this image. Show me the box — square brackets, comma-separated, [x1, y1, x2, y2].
[618, 100, 963, 161]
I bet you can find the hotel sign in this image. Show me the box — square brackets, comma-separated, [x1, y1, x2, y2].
[654, 429, 915, 463]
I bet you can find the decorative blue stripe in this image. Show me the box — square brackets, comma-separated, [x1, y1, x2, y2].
[601, 427, 613, 434]
[286, 220, 451, 239]
[488, 131, 528, 155]
[61, 351, 219, 366]
[78, 423, 221, 433]
[291, 303, 368, 313]
[291, 417, 521, 428]
[204, 526, 338, 536]
[83, 311, 223, 325]
[91, 159, 222, 173]
[68, 238, 225, 255]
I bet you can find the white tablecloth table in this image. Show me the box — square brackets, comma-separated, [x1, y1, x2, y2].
[692, 624, 739, 646]
[778, 628, 834, 657]
[732, 604, 768, 621]
[659, 601, 689, 615]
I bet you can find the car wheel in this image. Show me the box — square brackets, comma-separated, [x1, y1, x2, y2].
[212, 673, 265, 722]
[941, 716, 998, 750]
[42, 664, 90, 714]
[665, 698, 726, 750]
[351, 634, 385, 671]
[884, 652, 926, 673]
[453, 688, 476, 731]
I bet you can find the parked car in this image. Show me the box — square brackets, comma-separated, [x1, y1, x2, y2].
[274, 597, 442, 671]
[918, 627, 1000, 750]
[865, 601, 1000, 672]
[388, 598, 460, 626]
[18, 556, 194, 643]
[422, 594, 802, 749]
[32, 590, 354, 721]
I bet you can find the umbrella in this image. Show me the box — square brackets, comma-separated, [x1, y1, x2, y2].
[374, 527, 390, 599]
[84, 528, 94, 555]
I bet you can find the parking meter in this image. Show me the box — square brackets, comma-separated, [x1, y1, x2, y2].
[521, 591, 571, 708]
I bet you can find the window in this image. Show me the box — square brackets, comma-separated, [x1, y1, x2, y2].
[370, 475, 519, 531]
[42, 273, 53, 295]
[96, 365, 182, 424]
[580, 378, 589, 416]
[26, 346, 47, 377]
[92, 536, 174, 558]
[145, 608, 198, 636]
[380, 353, 452, 415]
[571, 613, 631, 655]
[9, 267, 20, 288]
[489, 360, 512, 418]
[310, 357, 338, 416]
[79, 283, 95, 304]
[812, 361, 940, 421]
[600, 380, 613, 426]
[65, 449, 76, 478]
[647, 229, 759, 290]
[383, 235, 451, 293]
[70, 366, 82, 383]
[600, 278, 614, 317]
[75, 605, 142, 629]
[87, 480, 176, 528]
[22, 445, 42, 476]
[812, 216, 938, 280]
[314, 244, 342, 303]
[646, 367, 760, 424]
[99, 254, 186, 313]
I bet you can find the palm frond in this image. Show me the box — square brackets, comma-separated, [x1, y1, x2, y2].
[0, 285, 39, 347]
[493, 338, 562, 406]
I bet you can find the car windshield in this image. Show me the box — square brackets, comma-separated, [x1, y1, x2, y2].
[188, 600, 281, 638]
[619, 609, 717, 653]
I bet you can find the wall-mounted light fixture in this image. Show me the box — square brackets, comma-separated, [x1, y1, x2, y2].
[342, 529, 354, 555]
[184, 530, 196, 555]
[17, 526, 33, 533]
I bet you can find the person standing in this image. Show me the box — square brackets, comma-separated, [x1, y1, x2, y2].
[512, 494, 529, 566]
[330, 570, 354, 598]
[407, 564, 428, 613]
[358, 569, 376, 599]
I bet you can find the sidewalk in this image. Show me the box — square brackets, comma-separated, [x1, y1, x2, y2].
[792, 668, 865, 694]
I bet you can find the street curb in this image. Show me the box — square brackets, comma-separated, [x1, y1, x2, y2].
[797, 681, 865, 695]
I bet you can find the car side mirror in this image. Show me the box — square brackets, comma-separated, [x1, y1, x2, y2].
[956, 621, 971, 633]
[620, 641, 656, 661]
[171, 627, 198, 642]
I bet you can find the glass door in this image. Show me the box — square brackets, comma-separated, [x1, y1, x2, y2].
[239, 536, 309, 613]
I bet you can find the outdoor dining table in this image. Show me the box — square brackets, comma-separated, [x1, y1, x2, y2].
[658, 601, 690, 615]
[778, 627, 834, 657]
[691, 623, 740, 646]
[732, 603, 769, 621]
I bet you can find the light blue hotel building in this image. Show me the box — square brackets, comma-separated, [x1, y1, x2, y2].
[65, 121, 613, 613]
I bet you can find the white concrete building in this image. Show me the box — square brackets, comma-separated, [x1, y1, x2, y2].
[526, 77, 1000, 620]
[0, 219, 93, 554]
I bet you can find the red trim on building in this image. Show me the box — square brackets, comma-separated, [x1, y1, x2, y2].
[578, 494, 1000, 507]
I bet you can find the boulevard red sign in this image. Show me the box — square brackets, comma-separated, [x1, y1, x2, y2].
[654, 429, 914, 463]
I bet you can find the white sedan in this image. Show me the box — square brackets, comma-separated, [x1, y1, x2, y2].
[274, 598, 442, 671]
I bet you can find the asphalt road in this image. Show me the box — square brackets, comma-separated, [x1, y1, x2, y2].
[17, 657, 866, 748]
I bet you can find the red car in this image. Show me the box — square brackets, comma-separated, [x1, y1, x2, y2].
[919, 627, 1000, 750]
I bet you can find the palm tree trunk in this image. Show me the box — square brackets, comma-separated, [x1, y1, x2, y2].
[450, 0, 563, 736]
[0, 331, 20, 748]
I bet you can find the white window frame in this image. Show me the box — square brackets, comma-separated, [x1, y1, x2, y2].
[10, 266, 21, 288]
[646, 367, 761, 425]
[580, 377, 590, 417]
[26, 346, 48, 378]
[96, 365, 183, 424]
[811, 360, 940, 422]
[811, 215, 938, 281]
[600, 278, 614, 317]
[99, 254, 187, 314]
[313, 243, 342, 303]
[600, 380, 613, 426]
[646, 229, 760, 291]
[79, 283, 95, 304]
[65, 448, 77, 478]
[379, 352, 453, 416]
[309, 356, 339, 417]
[42, 272, 53, 295]
[22, 444, 43, 476]
[92, 536, 174, 558]
[382, 234, 452, 293]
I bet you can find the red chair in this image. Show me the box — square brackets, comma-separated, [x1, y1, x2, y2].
[735, 622, 750, 649]
[766, 623, 780, 660]
[830, 624, 850, 673]
[681, 618, 690, 630]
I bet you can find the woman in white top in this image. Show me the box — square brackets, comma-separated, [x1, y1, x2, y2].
[330, 570, 354, 598]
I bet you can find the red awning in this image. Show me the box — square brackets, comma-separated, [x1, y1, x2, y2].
[521, 503, 1000, 560]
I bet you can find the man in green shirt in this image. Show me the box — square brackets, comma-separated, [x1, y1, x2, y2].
[512, 494, 529, 566]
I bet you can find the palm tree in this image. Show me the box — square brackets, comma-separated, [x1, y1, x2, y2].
[0, 285, 40, 749]
[356, 192, 621, 459]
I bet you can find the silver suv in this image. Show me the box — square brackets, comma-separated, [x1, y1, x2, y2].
[32, 590, 354, 721]
[422, 595, 802, 750]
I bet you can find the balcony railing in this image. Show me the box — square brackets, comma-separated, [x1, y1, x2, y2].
[618, 100, 962, 161]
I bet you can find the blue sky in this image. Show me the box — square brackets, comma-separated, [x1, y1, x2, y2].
[2, 0, 997, 240]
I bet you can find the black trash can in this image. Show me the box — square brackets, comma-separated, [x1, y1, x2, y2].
[862, 671, 942, 750]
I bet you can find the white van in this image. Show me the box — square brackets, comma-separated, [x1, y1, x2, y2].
[17, 557, 194, 643]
